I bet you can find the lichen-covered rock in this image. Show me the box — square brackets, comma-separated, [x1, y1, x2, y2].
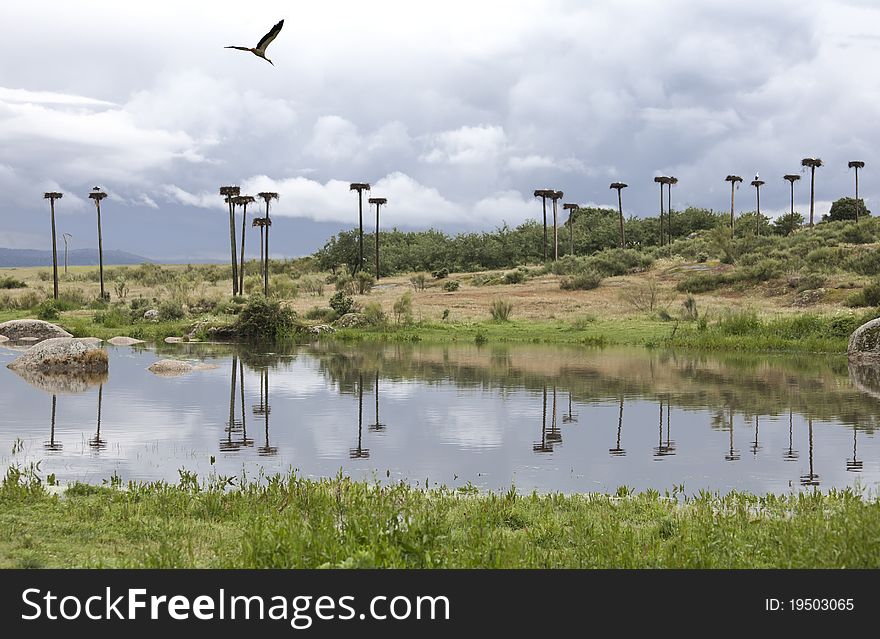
[107, 336, 145, 346]
[6, 338, 108, 373]
[148, 359, 193, 375]
[333, 313, 370, 328]
[308, 324, 336, 335]
[164, 336, 183, 344]
[143, 309, 159, 321]
[848, 317, 880, 361]
[0, 320, 72, 341]
[0, 334, 8, 343]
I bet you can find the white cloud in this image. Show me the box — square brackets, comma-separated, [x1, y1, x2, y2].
[420, 124, 506, 165]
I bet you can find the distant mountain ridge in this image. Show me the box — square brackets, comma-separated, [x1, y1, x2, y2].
[0, 247, 153, 267]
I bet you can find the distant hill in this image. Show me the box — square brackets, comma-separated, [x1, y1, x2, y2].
[0, 248, 153, 267]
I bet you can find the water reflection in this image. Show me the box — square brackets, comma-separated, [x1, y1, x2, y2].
[256, 368, 276, 457]
[800, 418, 820, 487]
[653, 399, 675, 459]
[44, 394, 61, 452]
[3, 342, 880, 493]
[783, 412, 798, 461]
[89, 384, 106, 451]
[609, 397, 625, 457]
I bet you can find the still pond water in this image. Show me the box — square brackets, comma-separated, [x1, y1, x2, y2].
[1, 341, 879, 494]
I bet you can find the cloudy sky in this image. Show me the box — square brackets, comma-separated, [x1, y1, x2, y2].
[1, 0, 878, 260]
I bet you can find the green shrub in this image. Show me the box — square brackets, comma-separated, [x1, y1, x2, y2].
[0, 277, 26, 289]
[845, 249, 880, 276]
[270, 276, 299, 299]
[745, 258, 785, 281]
[361, 302, 386, 325]
[158, 300, 186, 321]
[676, 272, 731, 293]
[300, 275, 325, 297]
[234, 296, 297, 340]
[36, 300, 60, 320]
[335, 273, 355, 294]
[796, 273, 826, 291]
[847, 280, 880, 307]
[585, 249, 653, 277]
[443, 280, 460, 292]
[560, 271, 602, 291]
[489, 298, 513, 321]
[410, 273, 428, 291]
[94, 304, 131, 328]
[329, 291, 355, 316]
[304, 306, 338, 322]
[432, 268, 449, 279]
[392, 292, 413, 324]
[503, 270, 525, 284]
[355, 271, 375, 295]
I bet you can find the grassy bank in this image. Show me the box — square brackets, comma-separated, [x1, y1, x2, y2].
[1, 469, 877, 568]
[329, 309, 873, 353]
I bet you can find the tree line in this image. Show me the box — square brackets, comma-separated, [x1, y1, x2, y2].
[315, 198, 870, 275]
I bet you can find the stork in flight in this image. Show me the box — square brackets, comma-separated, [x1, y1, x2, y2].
[225, 19, 284, 66]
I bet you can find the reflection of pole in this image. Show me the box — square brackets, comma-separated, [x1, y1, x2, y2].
[546, 386, 561, 444]
[258, 369, 276, 456]
[45, 394, 62, 451]
[533, 385, 553, 453]
[239, 359, 252, 447]
[800, 418, 819, 486]
[751, 415, 760, 456]
[221, 355, 240, 452]
[725, 411, 740, 461]
[847, 428, 863, 472]
[783, 411, 798, 461]
[90, 384, 106, 450]
[610, 397, 625, 456]
[350, 373, 370, 458]
[369, 371, 386, 431]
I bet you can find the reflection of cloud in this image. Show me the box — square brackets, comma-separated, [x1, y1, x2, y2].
[422, 404, 504, 449]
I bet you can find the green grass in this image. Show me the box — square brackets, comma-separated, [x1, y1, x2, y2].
[1, 468, 877, 568]
[331, 318, 670, 348]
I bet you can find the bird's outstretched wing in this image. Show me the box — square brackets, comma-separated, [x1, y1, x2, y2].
[255, 19, 284, 53]
[225, 46, 251, 51]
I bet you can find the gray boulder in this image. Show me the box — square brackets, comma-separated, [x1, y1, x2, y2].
[144, 309, 159, 321]
[0, 334, 8, 343]
[6, 337, 108, 374]
[107, 336, 145, 346]
[148, 359, 194, 376]
[0, 319, 72, 341]
[848, 317, 880, 361]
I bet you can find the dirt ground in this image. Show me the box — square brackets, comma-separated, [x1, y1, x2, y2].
[0, 257, 862, 323]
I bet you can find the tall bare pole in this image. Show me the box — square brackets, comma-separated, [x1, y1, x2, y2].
[563, 203, 578, 256]
[62, 233, 71, 275]
[666, 177, 678, 243]
[88, 188, 108, 300]
[783, 174, 800, 216]
[368, 197, 387, 279]
[549, 190, 563, 261]
[724, 175, 743, 231]
[801, 158, 822, 227]
[849, 161, 865, 222]
[751, 179, 765, 235]
[220, 186, 241, 295]
[533, 189, 553, 261]
[43, 192, 63, 300]
[653, 177, 670, 245]
[610, 182, 628, 248]
[234, 195, 256, 293]
[350, 183, 370, 273]
[257, 192, 279, 297]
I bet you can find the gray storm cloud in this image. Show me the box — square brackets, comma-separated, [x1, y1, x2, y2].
[0, 0, 878, 257]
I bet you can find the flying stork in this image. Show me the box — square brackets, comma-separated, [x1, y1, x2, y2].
[225, 19, 284, 66]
